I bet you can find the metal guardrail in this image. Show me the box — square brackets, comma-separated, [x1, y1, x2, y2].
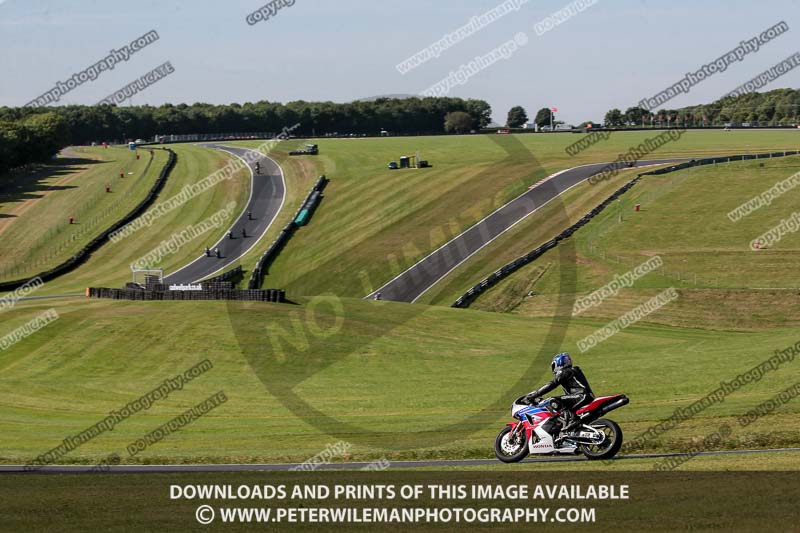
[247, 175, 329, 289]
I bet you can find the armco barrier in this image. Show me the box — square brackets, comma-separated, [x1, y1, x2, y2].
[248, 175, 329, 289]
[451, 150, 800, 308]
[0, 148, 177, 291]
[203, 265, 243, 284]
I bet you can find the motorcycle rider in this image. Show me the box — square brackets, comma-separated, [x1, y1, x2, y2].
[526, 353, 595, 436]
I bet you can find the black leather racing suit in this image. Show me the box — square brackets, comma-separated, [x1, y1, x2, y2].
[529, 366, 595, 430]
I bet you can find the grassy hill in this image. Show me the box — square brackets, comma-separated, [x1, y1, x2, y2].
[471, 155, 800, 326]
[0, 295, 797, 465]
[233, 130, 800, 299]
[2, 132, 800, 470]
[0, 146, 169, 282]
[30, 144, 249, 295]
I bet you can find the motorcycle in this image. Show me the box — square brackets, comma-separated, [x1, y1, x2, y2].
[494, 394, 629, 463]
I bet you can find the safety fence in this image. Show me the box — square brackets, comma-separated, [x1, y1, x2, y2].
[0, 148, 177, 291]
[451, 149, 800, 308]
[153, 132, 275, 144]
[248, 175, 329, 289]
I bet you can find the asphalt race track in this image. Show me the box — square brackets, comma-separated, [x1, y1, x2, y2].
[3, 448, 798, 473]
[163, 145, 285, 284]
[367, 158, 688, 303]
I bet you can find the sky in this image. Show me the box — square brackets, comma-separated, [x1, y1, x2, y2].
[1, 0, 799, 125]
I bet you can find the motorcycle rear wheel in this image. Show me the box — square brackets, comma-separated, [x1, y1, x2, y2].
[494, 426, 529, 463]
[580, 419, 623, 460]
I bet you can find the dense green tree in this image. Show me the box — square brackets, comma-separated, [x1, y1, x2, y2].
[444, 111, 474, 133]
[604, 108, 624, 127]
[506, 106, 528, 128]
[534, 107, 553, 128]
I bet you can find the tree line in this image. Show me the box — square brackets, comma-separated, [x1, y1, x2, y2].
[2, 97, 490, 143]
[0, 113, 70, 175]
[603, 88, 800, 127]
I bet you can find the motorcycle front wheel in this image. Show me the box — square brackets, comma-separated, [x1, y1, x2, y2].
[580, 419, 623, 460]
[494, 426, 529, 463]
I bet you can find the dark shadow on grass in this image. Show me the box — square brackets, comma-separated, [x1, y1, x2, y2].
[0, 157, 105, 205]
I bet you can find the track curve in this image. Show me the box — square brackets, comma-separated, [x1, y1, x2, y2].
[164, 146, 285, 284]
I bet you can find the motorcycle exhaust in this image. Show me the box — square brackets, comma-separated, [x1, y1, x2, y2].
[596, 395, 629, 417]
[580, 395, 629, 424]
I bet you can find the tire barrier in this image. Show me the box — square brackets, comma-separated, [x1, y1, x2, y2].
[0, 148, 177, 292]
[88, 286, 285, 303]
[450, 149, 800, 309]
[248, 175, 329, 289]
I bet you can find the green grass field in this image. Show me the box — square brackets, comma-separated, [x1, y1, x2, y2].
[471, 156, 800, 328]
[0, 146, 169, 282]
[233, 130, 800, 298]
[2, 131, 800, 471]
[1, 295, 797, 465]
